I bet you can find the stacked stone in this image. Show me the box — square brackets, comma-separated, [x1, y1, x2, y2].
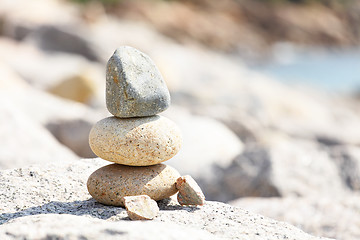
[87, 46, 183, 209]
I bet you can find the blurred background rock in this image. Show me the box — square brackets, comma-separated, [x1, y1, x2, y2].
[0, 0, 359, 239]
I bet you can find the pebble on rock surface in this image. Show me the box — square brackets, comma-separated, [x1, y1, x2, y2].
[87, 163, 180, 207]
[89, 115, 182, 166]
[176, 175, 205, 206]
[106, 46, 171, 118]
[123, 195, 160, 220]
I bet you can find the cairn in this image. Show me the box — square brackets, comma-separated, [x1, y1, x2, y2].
[87, 46, 204, 220]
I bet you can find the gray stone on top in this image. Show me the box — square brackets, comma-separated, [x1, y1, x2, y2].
[106, 46, 170, 118]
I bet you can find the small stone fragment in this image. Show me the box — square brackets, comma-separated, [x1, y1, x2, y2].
[87, 163, 180, 207]
[89, 115, 182, 166]
[123, 195, 159, 220]
[106, 46, 170, 118]
[176, 175, 205, 206]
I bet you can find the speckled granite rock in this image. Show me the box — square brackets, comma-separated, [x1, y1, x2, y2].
[106, 46, 170, 118]
[123, 195, 159, 220]
[89, 115, 182, 166]
[0, 159, 330, 240]
[0, 214, 216, 240]
[230, 195, 360, 240]
[87, 163, 180, 206]
[176, 176, 205, 206]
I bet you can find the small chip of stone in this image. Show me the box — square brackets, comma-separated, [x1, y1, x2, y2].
[176, 175, 205, 206]
[123, 195, 160, 220]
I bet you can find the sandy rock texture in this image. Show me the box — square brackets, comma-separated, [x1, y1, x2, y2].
[87, 163, 180, 206]
[230, 195, 360, 240]
[0, 159, 329, 240]
[0, 214, 216, 240]
[89, 115, 182, 166]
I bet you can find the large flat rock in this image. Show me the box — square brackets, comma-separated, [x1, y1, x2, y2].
[0, 64, 106, 159]
[0, 159, 329, 240]
[0, 95, 78, 169]
[231, 195, 359, 240]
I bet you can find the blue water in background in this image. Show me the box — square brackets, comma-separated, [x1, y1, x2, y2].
[250, 46, 360, 93]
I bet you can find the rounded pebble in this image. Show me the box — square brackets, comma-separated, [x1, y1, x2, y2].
[87, 163, 180, 206]
[89, 115, 182, 166]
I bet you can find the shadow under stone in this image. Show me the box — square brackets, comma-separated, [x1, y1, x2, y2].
[0, 198, 126, 225]
[157, 198, 200, 212]
[0, 197, 200, 225]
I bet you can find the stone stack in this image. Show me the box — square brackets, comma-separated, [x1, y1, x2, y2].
[87, 46, 194, 210]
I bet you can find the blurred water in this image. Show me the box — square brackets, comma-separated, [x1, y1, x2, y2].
[250, 45, 360, 93]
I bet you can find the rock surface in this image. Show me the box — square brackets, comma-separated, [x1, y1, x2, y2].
[328, 145, 360, 191]
[176, 176, 205, 206]
[0, 68, 105, 159]
[89, 115, 182, 166]
[0, 214, 216, 240]
[48, 73, 96, 103]
[47, 117, 98, 158]
[0, 159, 328, 240]
[87, 163, 180, 206]
[106, 46, 170, 118]
[205, 137, 345, 202]
[0, 38, 104, 95]
[0, 95, 78, 169]
[164, 106, 244, 180]
[123, 195, 159, 220]
[230, 195, 360, 240]
[0, 1, 359, 239]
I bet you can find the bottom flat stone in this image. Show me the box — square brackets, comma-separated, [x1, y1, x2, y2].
[87, 163, 180, 207]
